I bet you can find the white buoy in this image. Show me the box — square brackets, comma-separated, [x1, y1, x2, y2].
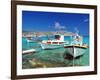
[22, 49, 36, 54]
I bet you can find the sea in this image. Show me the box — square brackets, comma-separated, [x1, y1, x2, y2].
[22, 36, 89, 69]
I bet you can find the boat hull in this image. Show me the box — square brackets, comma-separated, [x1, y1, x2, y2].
[64, 46, 87, 58]
[40, 43, 63, 50]
[27, 39, 32, 42]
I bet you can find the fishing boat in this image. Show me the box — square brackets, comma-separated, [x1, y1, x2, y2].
[64, 33, 88, 58]
[26, 37, 33, 42]
[40, 34, 68, 50]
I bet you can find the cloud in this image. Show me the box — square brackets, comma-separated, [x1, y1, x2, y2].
[84, 19, 88, 22]
[54, 22, 66, 30]
[75, 27, 79, 33]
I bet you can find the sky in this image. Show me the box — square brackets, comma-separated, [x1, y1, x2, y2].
[22, 11, 89, 35]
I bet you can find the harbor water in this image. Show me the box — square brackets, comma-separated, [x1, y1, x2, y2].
[22, 36, 89, 69]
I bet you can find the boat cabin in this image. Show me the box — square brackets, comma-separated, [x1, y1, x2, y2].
[54, 34, 64, 41]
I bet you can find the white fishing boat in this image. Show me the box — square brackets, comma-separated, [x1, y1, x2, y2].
[64, 32, 88, 58]
[26, 37, 33, 42]
[64, 45, 88, 58]
[40, 34, 68, 50]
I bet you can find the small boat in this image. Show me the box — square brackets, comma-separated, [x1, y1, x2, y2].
[26, 37, 33, 42]
[64, 45, 88, 58]
[64, 33, 88, 58]
[40, 34, 68, 50]
[22, 49, 36, 54]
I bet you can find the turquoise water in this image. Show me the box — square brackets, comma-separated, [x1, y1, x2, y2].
[22, 36, 89, 69]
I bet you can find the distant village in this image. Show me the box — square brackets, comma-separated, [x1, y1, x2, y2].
[22, 31, 74, 37]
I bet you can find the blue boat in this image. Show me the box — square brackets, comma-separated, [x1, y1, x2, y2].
[64, 33, 88, 58]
